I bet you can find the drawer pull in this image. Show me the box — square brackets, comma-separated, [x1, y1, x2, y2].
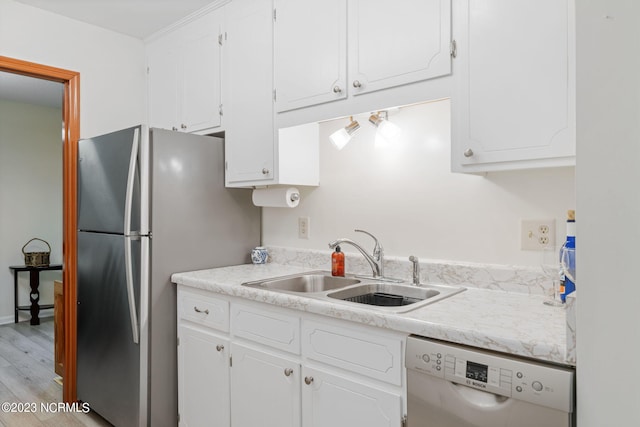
[216, 344, 224, 352]
[304, 376, 314, 385]
[284, 368, 293, 377]
[193, 306, 209, 315]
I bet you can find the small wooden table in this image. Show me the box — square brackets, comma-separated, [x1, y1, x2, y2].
[9, 264, 62, 325]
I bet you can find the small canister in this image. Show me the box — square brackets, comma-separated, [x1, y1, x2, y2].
[251, 246, 268, 264]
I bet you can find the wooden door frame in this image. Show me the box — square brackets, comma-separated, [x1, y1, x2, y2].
[0, 56, 79, 403]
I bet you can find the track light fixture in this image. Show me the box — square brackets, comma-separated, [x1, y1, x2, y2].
[368, 111, 402, 144]
[329, 116, 360, 150]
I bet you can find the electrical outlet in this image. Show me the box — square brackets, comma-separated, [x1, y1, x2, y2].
[520, 219, 555, 250]
[298, 217, 310, 239]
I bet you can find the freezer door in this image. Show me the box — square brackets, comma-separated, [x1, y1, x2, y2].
[77, 232, 141, 427]
[78, 126, 142, 234]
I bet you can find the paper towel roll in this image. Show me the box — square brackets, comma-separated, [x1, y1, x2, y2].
[252, 187, 300, 208]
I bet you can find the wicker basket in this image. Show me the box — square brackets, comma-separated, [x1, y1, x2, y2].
[22, 238, 51, 267]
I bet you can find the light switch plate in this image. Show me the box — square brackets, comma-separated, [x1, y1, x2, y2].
[298, 217, 310, 239]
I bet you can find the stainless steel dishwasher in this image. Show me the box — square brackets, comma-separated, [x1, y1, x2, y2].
[406, 336, 575, 427]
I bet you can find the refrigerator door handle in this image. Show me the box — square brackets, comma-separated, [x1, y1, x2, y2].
[124, 236, 140, 344]
[124, 127, 139, 237]
[124, 128, 140, 344]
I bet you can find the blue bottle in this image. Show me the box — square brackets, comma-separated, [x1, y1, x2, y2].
[560, 210, 576, 302]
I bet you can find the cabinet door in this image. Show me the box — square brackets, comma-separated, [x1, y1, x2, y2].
[348, 0, 451, 96]
[181, 10, 223, 133]
[451, 0, 575, 172]
[274, 0, 347, 112]
[224, 0, 275, 185]
[301, 366, 402, 427]
[230, 343, 301, 427]
[177, 324, 229, 427]
[147, 34, 180, 131]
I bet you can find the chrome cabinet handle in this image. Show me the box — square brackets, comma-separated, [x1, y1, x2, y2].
[262, 168, 270, 175]
[284, 368, 293, 377]
[304, 376, 314, 385]
[216, 344, 224, 352]
[193, 306, 209, 315]
[463, 148, 474, 157]
[352, 80, 362, 88]
[333, 85, 342, 93]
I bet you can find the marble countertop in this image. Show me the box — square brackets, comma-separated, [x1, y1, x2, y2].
[172, 263, 571, 366]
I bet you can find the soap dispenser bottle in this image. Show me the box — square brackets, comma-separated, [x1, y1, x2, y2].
[332, 246, 345, 277]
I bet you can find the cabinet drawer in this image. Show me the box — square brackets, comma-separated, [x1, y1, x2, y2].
[178, 289, 229, 332]
[231, 304, 301, 354]
[302, 320, 402, 386]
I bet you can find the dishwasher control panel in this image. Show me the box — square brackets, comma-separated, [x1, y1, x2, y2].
[406, 336, 575, 412]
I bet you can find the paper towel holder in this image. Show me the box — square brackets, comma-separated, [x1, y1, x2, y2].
[251, 187, 301, 208]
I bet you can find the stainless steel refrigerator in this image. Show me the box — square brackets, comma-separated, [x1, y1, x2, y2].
[76, 125, 260, 427]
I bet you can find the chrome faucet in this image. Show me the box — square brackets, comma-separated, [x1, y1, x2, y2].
[409, 255, 420, 285]
[328, 229, 384, 278]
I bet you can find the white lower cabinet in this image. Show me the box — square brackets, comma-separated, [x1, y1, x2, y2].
[230, 343, 301, 427]
[177, 287, 406, 427]
[177, 324, 230, 427]
[301, 366, 402, 427]
[177, 287, 231, 426]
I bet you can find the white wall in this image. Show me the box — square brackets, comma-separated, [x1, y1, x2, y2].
[0, 0, 146, 138]
[263, 100, 575, 267]
[576, 1, 640, 425]
[0, 99, 63, 323]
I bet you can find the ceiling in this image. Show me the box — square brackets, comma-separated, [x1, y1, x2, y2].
[12, 0, 215, 39]
[4, 1, 215, 108]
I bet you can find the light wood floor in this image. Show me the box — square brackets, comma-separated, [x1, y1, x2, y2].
[0, 319, 112, 426]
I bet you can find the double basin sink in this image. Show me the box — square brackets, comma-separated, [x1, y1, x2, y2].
[242, 271, 465, 313]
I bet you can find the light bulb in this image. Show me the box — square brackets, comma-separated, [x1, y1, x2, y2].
[329, 128, 351, 150]
[329, 117, 360, 150]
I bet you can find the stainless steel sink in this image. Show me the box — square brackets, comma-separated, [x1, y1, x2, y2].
[326, 282, 465, 313]
[242, 271, 465, 313]
[242, 271, 360, 293]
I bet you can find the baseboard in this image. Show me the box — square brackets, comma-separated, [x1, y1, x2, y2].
[0, 315, 14, 325]
[0, 310, 54, 326]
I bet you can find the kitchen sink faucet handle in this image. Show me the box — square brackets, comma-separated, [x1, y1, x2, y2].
[354, 229, 382, 259]
[354, 229, 384, 277]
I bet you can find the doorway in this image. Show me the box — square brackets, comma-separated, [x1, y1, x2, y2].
[0, 55, 79, 403]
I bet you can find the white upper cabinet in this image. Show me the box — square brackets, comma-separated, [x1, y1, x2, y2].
[348, 0, 451, 97]
[224, 0, 320, 188]
[451, 0, 576, 172]
[147, 8, 223, 134]
[274, 0, 347, 112]
[181, 14, 223, 133]
[274, 0, 451, 114]
[146, 32, 180, 131]
[223, 0, 275, 185]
